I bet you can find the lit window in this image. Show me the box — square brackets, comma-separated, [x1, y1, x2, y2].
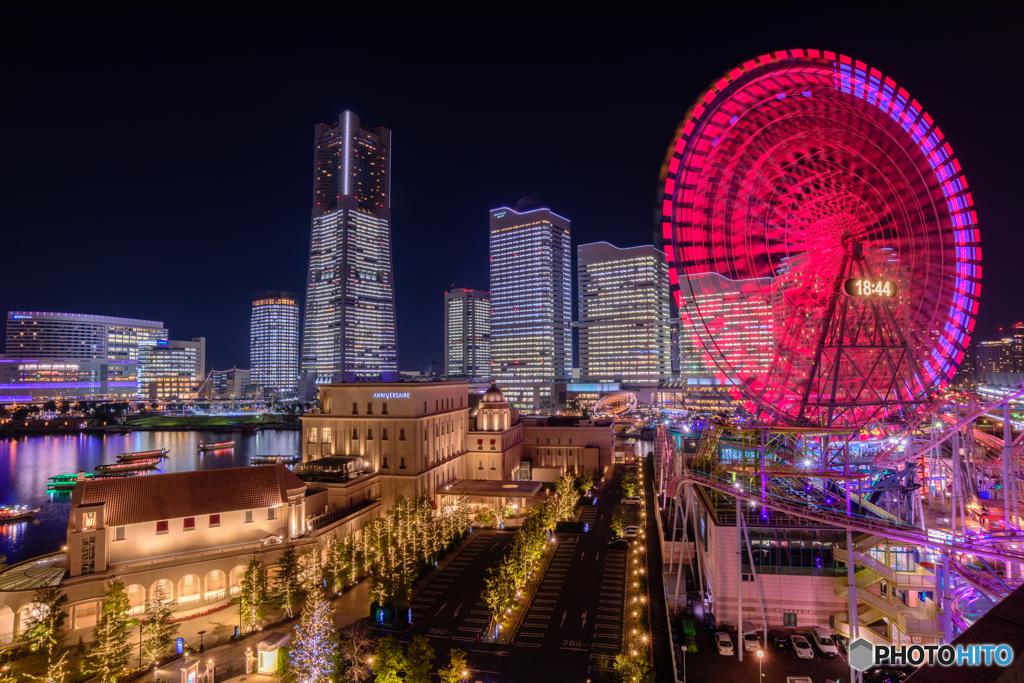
[268, 508, 276, 521]
[83, 512, 96, 530]
[245, 510, 253, 524]
[308, 428, 318, 443]
[115, 526, 125, 541]
[184, 517, 195, 531]
[156, 520, 169, 535]
[209, 514, 220, 528]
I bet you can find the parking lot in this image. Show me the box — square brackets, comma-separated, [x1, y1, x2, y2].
[679, 621, 854, 683]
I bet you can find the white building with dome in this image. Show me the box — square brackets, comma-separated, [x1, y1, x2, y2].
[465, 382, 524, 480]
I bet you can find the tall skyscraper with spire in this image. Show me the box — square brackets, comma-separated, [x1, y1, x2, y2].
[301, 111, 399, 388]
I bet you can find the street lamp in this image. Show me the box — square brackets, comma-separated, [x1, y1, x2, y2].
[757, 650, 764, 683]
[367, 656, 374, 676]
[198, 630, 207, 652]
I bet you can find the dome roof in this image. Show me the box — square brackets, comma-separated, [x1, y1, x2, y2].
[481, 382, 506, 403]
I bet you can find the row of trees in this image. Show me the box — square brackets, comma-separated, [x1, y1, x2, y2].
[370, 635, 466, 683]
[615, 476, 653, 682]
[481, 471, 580, 630]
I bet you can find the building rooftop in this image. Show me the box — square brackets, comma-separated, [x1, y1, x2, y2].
[436, 479, 542, 497]
[77, 464, 305, 526]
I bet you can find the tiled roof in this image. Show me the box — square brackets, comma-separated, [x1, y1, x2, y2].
[79, 464, 306, 527]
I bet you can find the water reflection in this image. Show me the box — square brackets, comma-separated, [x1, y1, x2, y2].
[0, 430, 300, 564]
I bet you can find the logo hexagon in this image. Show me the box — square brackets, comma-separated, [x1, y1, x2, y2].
[849, 638, 875, 671]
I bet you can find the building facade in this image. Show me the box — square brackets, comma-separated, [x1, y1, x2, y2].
[138, 338, 205, 400]
[301, 111, 399, 388]
[976, 339, 1015, 384]
[250, 292, 300, 399]
[5, 311, 167, 361]
[466, 383, 524, 480]
[201, 367, 254, 400]
[489, 207, 572, 413]
[577, 242, 671, 383]
[444, 289, 490, 380]
[0, 359, 138, 401]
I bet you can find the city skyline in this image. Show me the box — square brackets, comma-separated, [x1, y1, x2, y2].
[2, 13, 1022, 374]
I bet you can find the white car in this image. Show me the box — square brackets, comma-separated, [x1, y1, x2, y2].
[743, 632, 761, 651]
[623, 496, 642, 505]
[715, 632, 734, 656]
[790, 635, 815, 659]
[622, 526, 639, 539]
[809, 628, 839, 658]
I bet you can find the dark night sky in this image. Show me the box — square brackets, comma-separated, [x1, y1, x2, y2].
[2, 11, 1022, 372]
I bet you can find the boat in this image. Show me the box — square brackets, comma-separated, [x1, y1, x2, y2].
[250, 454, 301, 464]
[0, 505, 40, 522]
[117, 448, 169, 461]
[47, 472, 139, 491]
[95, 458, 161, 473]
[198, 441, 235, 451]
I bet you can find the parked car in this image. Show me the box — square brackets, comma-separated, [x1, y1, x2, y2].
[833, 633, 849, 654]
[809, 628, 839, 658]
[769, 631, 789, 653]
[790, 635, 815, 659]
[607, 539, 630, 550]
[715, 632, 734, 656]
[623, 496, 642, 505]
[623, 525, 640, 538]
[743, 632, 762, 651]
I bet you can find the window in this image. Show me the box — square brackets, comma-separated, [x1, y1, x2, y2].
[436, 400, 439, 410]
[322, 427, 332, 443]
[382, 429, 388, 440]
[424, 401, 427, 413]
[83, 511, 96, 530]
[536, 438, 539, 444]
[400, 457, 405, 469]
[478, 460, 484, 470]
[399, 428, 405, 440]
[383, 457, 389, 468]
[367, 429, 373, 440]
[783, 613, 797, 627]
[209, 514, 220, 528]
[367, 402, 373, 415]
[183, 517, 196, 531]
[325, 398, 332, 413]
[245, 510, 253, 524]
[558, 438, 562, 445]
[308, 428, 318, 443]
[490, 439, 496, 450]
[352, 402, 358, 415]
[115, 526, 125, 541]
[383, 402, 388, 415]
[424, 428, 428, 441]
[268, 508, 277, 521]
[75, 602, 98, 628]
[569, 439, 572, 445]
[490, 460, 496, 470]
[156, 520, 169, 535]
[547, 438, 550, 445]
[460, 397, 463, 407]
[352, 428, 358, 440]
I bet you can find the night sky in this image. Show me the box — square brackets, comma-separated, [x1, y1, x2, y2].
[3, 11, 1022, 372]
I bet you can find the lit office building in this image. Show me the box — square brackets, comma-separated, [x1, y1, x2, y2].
[577, 242, 670, 383]
[201, 367, 254, 400]
[138, 338, 205, 400]
[6, 311, 167, 361]
[976, 339, 1015, 385]
[301, 111, 399, 388]
[250, 292, 300, 398]
[0, 359, 138, 401]
[444, 289, 490, 380]
[489, 207, 572, 413]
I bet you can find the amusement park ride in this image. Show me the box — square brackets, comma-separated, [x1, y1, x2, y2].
[650, 50, 1024, 663]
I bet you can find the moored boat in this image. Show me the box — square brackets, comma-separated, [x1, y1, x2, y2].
[117, 448, 169, 461]
[0, 505, 40, 522]
[95, 458, 161, 473]
[47, 472, 139, 491]
[250, 454, 301, 464]
[198, 441, 235, 451]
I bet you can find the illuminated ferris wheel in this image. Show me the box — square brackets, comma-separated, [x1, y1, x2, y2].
[660, 49, 980, 429]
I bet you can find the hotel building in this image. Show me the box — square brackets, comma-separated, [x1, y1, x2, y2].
[0, 359, 138, 402]
[301, 111, 399, 388]
[489, 207, 572, 413]
[444, 289, 490, 380]
[577, 242, 671, 383]
[138, 338, 205, 400]
[250, 291, 300, 398]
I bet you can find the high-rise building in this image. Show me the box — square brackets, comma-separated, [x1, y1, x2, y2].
[489, 207, 571, 412]
[6, 311, 166, 361]
[201, 367, 254, 400]
[138, 339, 205, 400]
[250, 291, 300, 398]
[577, 242, 670, 383]
[301, 111, 398, 388]
[444, 289, 490, 380]
[976, 339, 1015, 384]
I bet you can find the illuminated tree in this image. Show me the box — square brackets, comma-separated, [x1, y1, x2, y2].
[611, 503, 628, 538]
[438, 648, 467, 683]
[372, 635, 407, 683]
[289, 564, 336, 683]
[81, 582, 136, 682]
[335, 621, 373, 683]
[240, 559, 268, 633]
[275, 544, 304, 618]
[26, 651, 70, 683]
[404, 635, 435, 683]
[141, 589, 178, 668]
[24, 585, 68, 654]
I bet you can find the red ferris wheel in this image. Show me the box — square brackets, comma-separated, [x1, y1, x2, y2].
[660, 49, 980, 429]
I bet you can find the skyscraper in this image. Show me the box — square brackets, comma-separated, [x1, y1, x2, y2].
[301, 111, 398, 388]
[250, 291, 300, 398]
[444, 289, 490, 380]
[489, 207, 571, 412]
[138, 338, 204, 400]
[577, 242, 671, 383]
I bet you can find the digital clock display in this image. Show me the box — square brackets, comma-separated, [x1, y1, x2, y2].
[844, 278, 896, 298]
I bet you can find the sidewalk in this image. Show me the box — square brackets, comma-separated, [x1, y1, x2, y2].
[143, 581, 371, 682]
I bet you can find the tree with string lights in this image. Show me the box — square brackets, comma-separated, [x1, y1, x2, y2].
[289, 564, 336, 683]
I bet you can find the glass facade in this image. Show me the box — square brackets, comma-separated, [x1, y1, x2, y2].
[250, 292, 299, 398]
[489, 207, 571, 413]
[6, 311, 166, 362]
[301, 111, 399, 384]
[577, 242, 670, 383]
[444, 289, 490, 379]
[741, 528, 845, 577]
[138, 340, 202, 400]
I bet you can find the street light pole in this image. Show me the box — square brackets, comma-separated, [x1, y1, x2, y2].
[757, 649, 764, 683]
